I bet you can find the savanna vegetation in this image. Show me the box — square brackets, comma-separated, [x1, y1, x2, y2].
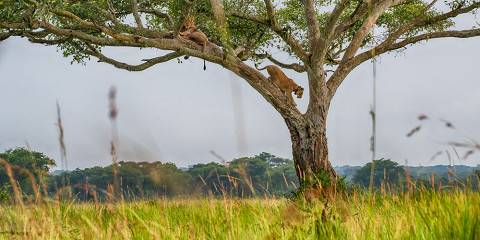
[0, 148, 478, 201]
[0, 191, 478, 239]
[0, 148, 479, 239]
[2, 0, 480, 238]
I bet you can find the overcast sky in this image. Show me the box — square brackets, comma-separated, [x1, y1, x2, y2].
[0, 32, 479, 169]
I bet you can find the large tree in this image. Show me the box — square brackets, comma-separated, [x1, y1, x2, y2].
[1, 0, 479, 193]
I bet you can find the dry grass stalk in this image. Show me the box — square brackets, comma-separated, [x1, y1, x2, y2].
[56, 102, 69, 191]
[0, 158, 24, 206]
[108, 86, 121, 200]
[418, 114, 428, 121]
[406, 125, 422, 137]
[16, 167, 41, 203]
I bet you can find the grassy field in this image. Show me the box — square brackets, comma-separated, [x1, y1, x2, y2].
[0, 191, 478, 240]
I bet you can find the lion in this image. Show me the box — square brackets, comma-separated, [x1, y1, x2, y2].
[179, 16, 196, 34]
[179, 16, 208, 70]
[257, 65, 304, 105]
[180, 17, 208, 49]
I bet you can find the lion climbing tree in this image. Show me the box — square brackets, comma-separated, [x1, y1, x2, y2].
[1, 0, 479, 194]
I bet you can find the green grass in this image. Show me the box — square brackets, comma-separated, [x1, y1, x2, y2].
[0, 191, 478, 239]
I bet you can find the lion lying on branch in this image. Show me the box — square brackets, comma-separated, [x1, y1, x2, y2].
[179, 16, 209, 70]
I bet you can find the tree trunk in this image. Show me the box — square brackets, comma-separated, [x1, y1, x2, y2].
[286, 118, 337, 195]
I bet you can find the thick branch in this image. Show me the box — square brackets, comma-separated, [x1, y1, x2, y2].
[303, 0, 323, 63]
[210, 0, 227, 28]
[107, 0, 116, 14]
[388, 28, 480, 48]
[51, 9, 98, 29]
[263, 0, 309, 62]
[35, 20, 142, 47]
[334, 1, 370, 38]
[255, 53, 306, 72]
[132, 0, 144, 30]
[0, 29, 49, 41]
[263, 0, 275, 25]
[28, 37, 70, 45]
[381, 1, 480, 47]
[324, 0, 350, 44]
[209, 0, 232, 52]
[341, 0, 405, 61]
[1, 17, 224, 65]
[328, 1, 480, 98]
[327, 28, 480, 99]
[85, 46, 182, 71]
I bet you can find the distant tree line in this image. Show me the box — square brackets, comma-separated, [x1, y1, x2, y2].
[48, 153, 298, 200]
[0, 148, 479, 202]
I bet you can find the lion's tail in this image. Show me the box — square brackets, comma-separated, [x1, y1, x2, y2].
[255, 64, 268, 71]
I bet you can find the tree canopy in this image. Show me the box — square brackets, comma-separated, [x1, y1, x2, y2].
[352, 158, 405, 188]
[1, 0, 478, 98]
[2, 0, 479, 192]
[0, 148, 55, 196]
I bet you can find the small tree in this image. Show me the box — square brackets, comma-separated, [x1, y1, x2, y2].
[0, 148, 56, 195]
[1, 0, 479, 194]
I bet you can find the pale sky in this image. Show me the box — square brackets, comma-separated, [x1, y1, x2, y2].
[0, 33, 479, 169]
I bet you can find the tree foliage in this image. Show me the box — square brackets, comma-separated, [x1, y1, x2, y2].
[0, 148, 55, 196]
[49, 160, 192, 200]
[1, 0, 477, 71]
[352, 158, 405, 188]
[49, 152, 298, 199]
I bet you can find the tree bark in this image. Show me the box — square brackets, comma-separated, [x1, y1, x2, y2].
[286, 114, 337, 194]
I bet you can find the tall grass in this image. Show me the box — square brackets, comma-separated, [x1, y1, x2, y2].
[1, 98, 478, 239]
[0, 191, 478, 239]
